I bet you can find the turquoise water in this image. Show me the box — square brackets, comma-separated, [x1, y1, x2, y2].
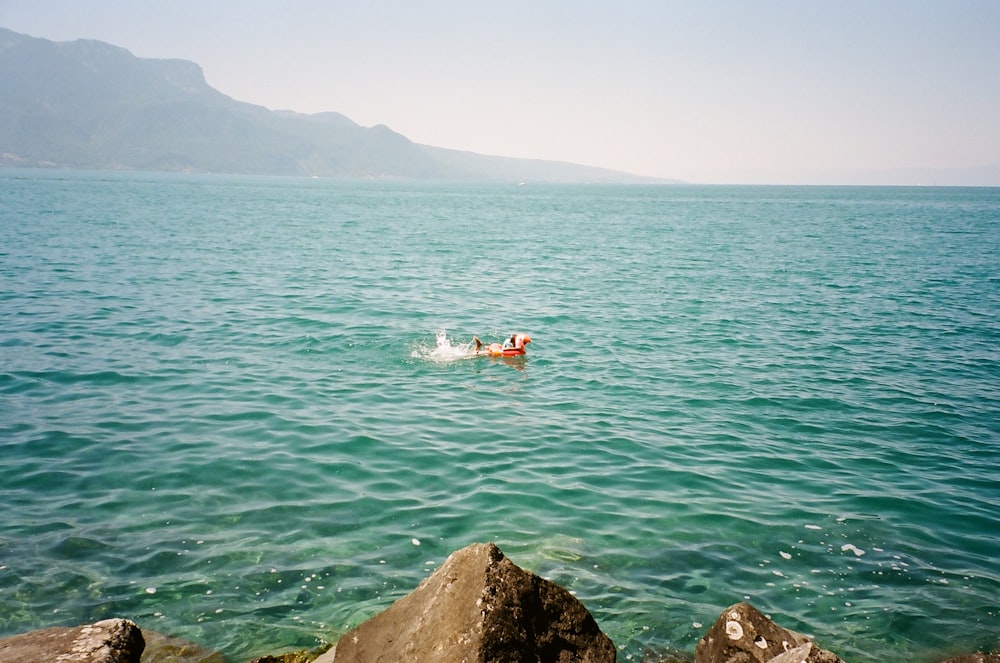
[1, 170, 998, 662]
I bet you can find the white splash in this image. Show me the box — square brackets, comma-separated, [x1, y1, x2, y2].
[411, 329, 477, 362]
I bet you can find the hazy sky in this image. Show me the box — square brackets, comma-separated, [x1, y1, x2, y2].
[3, 1, 999, 184]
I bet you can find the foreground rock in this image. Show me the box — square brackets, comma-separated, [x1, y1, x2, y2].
[326, 541, 616, 663]
[694, 603, 842, 663]
[0, 618, 144, 663]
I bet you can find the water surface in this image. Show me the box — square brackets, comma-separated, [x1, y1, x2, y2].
[1, 171, 998, 661]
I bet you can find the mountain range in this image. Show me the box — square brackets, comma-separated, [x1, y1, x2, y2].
[0, 28, 670, 183]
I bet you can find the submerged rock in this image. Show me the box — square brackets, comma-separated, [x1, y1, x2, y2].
[0, 618, 144, 663]
[142, 629, 229, 663]
[250, 650, 325, 663]
[329, 541, 616, 662]
[694, 602, 842, 663]
[249, 644, 332, 663]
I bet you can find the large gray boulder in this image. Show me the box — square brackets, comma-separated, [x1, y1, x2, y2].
[327, 542, 616, 663]
[694, 603, 842, 663]
[0, 618, 144, 663]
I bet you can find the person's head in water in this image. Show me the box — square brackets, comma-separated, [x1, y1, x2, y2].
[507, 333, 531, 349]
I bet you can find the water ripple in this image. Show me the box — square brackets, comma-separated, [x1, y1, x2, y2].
[1, 176, 998, 661]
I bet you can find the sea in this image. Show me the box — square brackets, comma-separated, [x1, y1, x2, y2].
[1, 169, 998, 663]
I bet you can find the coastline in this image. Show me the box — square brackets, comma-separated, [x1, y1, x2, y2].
[3, 543, 997, 663]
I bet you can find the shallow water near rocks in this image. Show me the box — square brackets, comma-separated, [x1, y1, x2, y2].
[1, 171, 998, 662]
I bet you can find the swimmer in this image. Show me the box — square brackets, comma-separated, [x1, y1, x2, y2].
[473, 333, 531, 355]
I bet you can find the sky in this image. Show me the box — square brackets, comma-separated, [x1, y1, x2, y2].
[2, 1, 999, 185]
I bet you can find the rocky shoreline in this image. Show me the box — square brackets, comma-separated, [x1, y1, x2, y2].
[1, 542, 996, 663]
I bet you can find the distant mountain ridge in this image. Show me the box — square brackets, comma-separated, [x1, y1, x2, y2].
[0, 28, 671, 183]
